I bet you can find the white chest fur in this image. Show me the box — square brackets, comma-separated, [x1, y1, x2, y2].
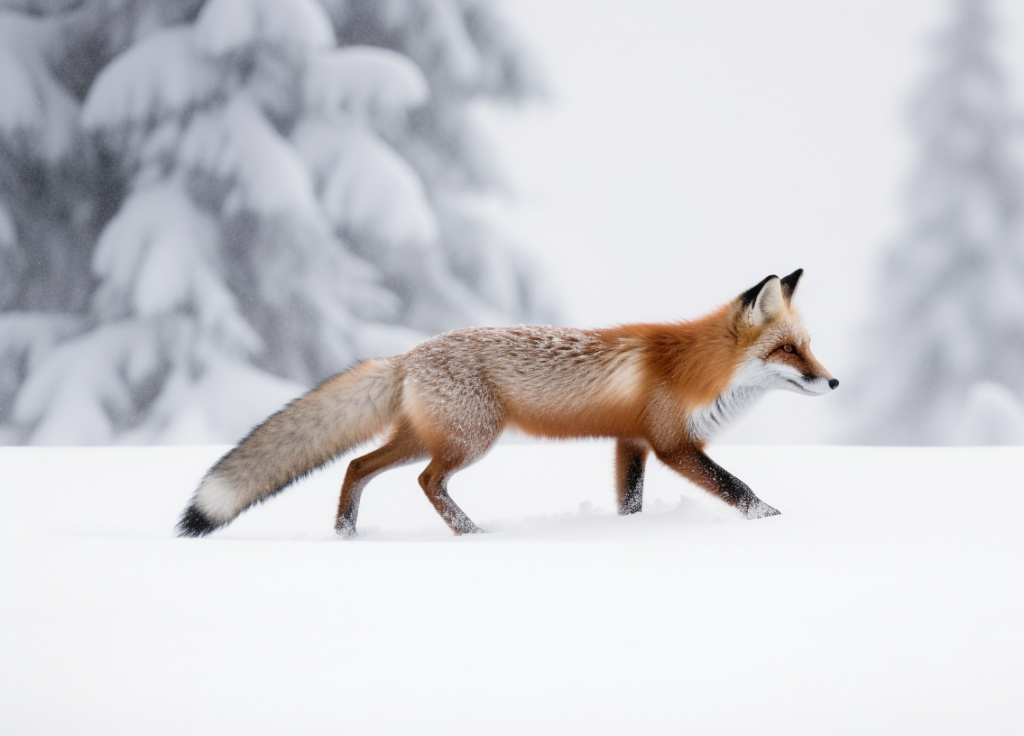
[686, 384, 766, 441]
[685, 359, 776, 441]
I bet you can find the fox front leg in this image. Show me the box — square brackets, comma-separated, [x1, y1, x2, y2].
[654, 443, 780, 519]
[615, 438, 649, 515]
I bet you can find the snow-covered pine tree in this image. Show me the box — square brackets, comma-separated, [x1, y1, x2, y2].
[0, 4, 109, 441]
[851, 0, 1024, 445]
[321, 0, 554, 331]
[0, 0, 552, 444]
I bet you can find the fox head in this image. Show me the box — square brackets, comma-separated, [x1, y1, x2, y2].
[730, 269, 838, 396]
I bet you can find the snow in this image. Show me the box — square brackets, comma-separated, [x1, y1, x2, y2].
[304, 46, 429, 118]
[293, 117, 440, 246]
[12, 321, 163, 444]
[194, 0, 334, 57]
[92, 182, 261, 353]
[347, 322, 425, 360]
[2, 443, 1022, 734]
[131, 354, 305, 445]
[179, 98, 323, 220]
[0, 202, 18, 307]
[0, 313, 86, 376]
[0, 201, 14, 251]
[0, 12, 81, 162]
[81, 27, 216, 131]
[396, 0, 481, 86]
[0, 313, 87, 442]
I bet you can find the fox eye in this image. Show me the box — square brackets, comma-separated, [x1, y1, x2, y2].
[782, 345, 795, 354]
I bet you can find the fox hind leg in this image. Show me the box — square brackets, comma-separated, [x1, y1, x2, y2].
[418, 454, 487, 535]
[615, 438, 649, 515]
[405, 375, 502, 534]
[335, 423, 427, 537]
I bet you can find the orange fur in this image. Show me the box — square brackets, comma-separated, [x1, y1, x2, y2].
[603, 307, 744, 419]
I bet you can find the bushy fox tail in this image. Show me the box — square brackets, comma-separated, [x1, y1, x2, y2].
[177, 359, 402, 537]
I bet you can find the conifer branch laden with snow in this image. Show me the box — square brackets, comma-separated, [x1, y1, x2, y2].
[0, 0, 554, 445]
[850, 0, 1024, 445]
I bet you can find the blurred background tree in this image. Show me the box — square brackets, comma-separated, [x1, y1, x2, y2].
[850, 0, 1024, 445]
[0, 0, 554, 444]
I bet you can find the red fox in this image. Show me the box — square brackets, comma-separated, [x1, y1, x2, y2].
[177, 269, 837, 537]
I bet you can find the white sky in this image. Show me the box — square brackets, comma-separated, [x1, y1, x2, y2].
[477, 0, 1024, 442]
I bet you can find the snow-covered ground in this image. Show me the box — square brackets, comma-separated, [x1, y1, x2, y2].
[1, 443, 1021, 734]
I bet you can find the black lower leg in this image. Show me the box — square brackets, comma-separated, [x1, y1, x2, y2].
[616, 439, 648, 515]
[655, 443, 780, 519]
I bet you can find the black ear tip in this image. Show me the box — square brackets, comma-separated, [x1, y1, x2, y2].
[783, 267, 804, 280]
[780, 268, 804, 298]
[739, 274, 779, 308]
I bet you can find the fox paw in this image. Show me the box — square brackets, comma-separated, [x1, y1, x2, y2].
[744, 498, 781, 520]
[453, 525, 486, 536]
[451, 520, 486, 536]
[335, 518, 357, 538]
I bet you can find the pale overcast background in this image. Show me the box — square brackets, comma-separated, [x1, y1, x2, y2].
[477, 0, 1024, 443]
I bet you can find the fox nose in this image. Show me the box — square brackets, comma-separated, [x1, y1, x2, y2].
[828, 378, 839, 390]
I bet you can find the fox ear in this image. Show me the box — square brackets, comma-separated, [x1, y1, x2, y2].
[780, 268, 803, 304]
[739, 275, 784, 327]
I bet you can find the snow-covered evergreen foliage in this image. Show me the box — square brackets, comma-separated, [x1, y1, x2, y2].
[851, 0, 1024, 445]
[0, 0, 552, 444]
